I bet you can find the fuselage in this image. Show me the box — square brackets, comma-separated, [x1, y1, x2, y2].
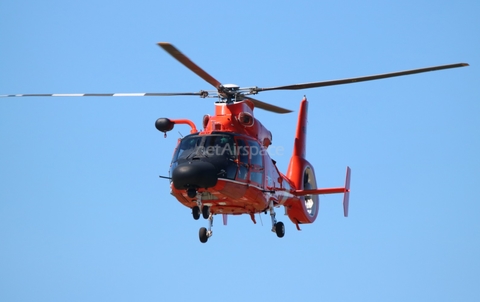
[167, 100, 306, 219]
[169, 131, 295, 214]
[160, 99, 323, 228]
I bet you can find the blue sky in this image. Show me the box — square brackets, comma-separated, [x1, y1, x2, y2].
[1, 0, 479, 301]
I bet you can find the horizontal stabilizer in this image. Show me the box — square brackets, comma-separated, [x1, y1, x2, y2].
[293, 187, 346, 196]
[292, 166, 351, 217]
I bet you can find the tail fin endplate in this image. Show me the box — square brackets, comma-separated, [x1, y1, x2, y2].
[343, 166, 351, 217]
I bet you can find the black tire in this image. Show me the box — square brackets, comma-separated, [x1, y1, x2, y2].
[199, 227, 208, 243]
[275, 221, 285, 238]
[202, 206, 210, 219]
[192, 206, 200, 220]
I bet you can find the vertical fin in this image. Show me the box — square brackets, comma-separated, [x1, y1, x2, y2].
[293, 97, 308, 158]
[287, 97, 310, 188]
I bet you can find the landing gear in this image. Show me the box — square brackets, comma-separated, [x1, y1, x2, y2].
[199, 227, 208, 243]
[192, 206, 200, 220]
[269, 200, 285, 238]
[198, 213, 214, 243]
[274, 221, 285, 238]
[189, 190, 215, 243]
[191, 191, 209, 220]
[202, 205, 210, 219]
[191, 205, 209, 220]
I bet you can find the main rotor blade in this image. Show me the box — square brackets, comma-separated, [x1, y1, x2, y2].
[158, 42, 223, 90]
[242, 96, 292, 114]
[0, 92, 204, 98]
[256, 63, 469, 92]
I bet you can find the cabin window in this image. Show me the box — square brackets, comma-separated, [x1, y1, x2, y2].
[248, 140, 264, 185]
[223, 136, 238, 180]
[236, 139, 249, 181]
[248, 140, 263, 168]
[250, 171, 262, 185]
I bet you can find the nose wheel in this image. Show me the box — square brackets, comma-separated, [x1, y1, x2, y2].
[191, 191, 210, 220]
[192, 206, 200, 220]
[202, 205, 210, 219]
[192, 205, 210, 220]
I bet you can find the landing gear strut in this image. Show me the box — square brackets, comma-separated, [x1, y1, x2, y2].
[269, 200, 285, 238]
[189, 190, 215, 243]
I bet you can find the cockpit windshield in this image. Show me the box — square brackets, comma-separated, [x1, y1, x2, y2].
[172, 134, 235, 162]
[170, 133, 266, 183]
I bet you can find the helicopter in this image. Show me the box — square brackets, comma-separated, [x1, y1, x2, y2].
[1, 43, 468, 243]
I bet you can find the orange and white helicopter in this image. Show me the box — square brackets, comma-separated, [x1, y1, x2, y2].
[2, 43, 468, 243]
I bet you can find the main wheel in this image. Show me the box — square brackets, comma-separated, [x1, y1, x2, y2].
[202, 206, 210, 219]
[199, 227, 208, 243]
[275, 221, 285, 238]
[192, 206, 200, 220]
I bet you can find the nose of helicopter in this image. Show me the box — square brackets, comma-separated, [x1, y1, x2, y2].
[172, 161, 218, 190]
